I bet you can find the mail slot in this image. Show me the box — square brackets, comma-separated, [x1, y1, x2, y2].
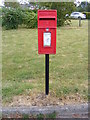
[38, 10, 57, 54]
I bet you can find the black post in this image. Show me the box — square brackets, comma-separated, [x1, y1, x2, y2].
[79, 17, 81, 27]
[45, 54, 49, 95]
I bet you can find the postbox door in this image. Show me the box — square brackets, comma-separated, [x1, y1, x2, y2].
[38, 28, 56, 54]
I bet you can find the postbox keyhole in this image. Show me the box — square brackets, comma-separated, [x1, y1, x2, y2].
[46, 28, 49, 31]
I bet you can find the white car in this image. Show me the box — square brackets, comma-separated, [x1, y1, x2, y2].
[70, 12, 86, 19]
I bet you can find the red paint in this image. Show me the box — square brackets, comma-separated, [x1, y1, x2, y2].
[38, 10, 57, 54]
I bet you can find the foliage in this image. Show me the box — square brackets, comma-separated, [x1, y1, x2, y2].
[75, 2, 90, 19]
[76, 6, 85, 12]
[37, 114, 44, 120]
[83, 12, 90, 19]
[2, 2, 76, 29]
[2, 7, 37, 29]
[46, 112, 56, 118]
[0, 8, 2, 26]
[23, 11, 37, 28]
[4, 1, 20, 8]
[86, 3, 90, 12]
[2, 7, 24, 29]
[76, 2, 90, 12]
[22, 114, 29, 119]
[39, 2, 76, 26]
[37, 112, 56, 119]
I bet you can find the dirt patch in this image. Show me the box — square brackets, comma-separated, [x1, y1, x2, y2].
[5, 92, 87, 107]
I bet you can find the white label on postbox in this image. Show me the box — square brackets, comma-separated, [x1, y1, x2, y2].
[43, 32, 51, 47]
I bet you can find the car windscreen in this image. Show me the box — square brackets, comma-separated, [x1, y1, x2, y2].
[73, 13, 79, 15]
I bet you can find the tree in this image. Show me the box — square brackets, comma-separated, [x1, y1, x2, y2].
[86, 3, 90, 12]
[4, 1, 20, 8]
[76, 2, 90, 12]
[39, 2, 76, 26]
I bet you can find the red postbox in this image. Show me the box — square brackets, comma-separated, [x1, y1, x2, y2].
[38, 10, 57, 54]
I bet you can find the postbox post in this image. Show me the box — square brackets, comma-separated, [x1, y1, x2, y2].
[45, 54, 49, 95]
[38, 10, 57, 95]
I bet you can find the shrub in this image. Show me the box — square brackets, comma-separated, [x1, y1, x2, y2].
[23, 11, 37, 28]
[39, 2, 76, 26]
[0, 8, 2, 26]
[2, 7, 24, 30]
[83, 12, 90, 19]
[2, 7, 37, 29]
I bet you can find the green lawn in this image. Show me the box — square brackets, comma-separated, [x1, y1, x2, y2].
[2, 20, 88, 104]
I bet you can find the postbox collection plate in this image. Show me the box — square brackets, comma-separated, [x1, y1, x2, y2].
[43, 32, 51, 47]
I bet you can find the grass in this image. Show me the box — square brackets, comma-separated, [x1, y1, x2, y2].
[2, 20, 88, 104]
[22, 112, 56, 119]
[22, 114, 29, 119]
[37, 112, 56, 119]
[45, 112, 56, 119]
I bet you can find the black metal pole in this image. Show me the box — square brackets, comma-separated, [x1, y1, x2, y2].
[79, 17, 81, 27]
[45, 54, 49, 95]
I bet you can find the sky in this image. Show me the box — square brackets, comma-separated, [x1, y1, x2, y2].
[0, 0, 90, 6]
[0, 0, 4, 6]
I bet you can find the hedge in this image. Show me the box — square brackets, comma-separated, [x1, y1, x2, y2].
[2, 7, 24, 29]
[2, 7, 71, 30]
[23, 11, 37, 28]
[83, 12, 90, 19]
[2, 7, 37, 29]
[0, 8, 2, 26]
